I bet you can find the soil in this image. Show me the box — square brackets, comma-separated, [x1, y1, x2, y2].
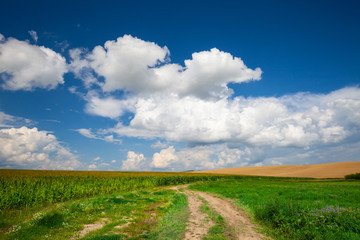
[70, 218, 108, 239]
[171, 185, 268, 240]
[183, 189, 214, 240]
[72, 185, 268, 239]
[194, 191, 266, 240]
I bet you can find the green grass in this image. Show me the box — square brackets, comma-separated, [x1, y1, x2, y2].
[148, 193, 188, 239]
[189, 178, 360, 240]
[0, 188, 178, 240]
[199, 196, 234, 240]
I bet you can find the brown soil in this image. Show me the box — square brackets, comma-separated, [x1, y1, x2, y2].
[195, 161, 360, 178]
[171, 185, 267, 240]
[183, 189, 214, 240]
[195, 191, 267, 240]
[70, 218, 108, 239]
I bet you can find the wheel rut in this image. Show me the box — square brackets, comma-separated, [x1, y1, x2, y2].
[170, 185, 268, 240]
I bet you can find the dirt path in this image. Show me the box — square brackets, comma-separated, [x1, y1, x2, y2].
[170, 185, 267, 240]
[195, 191, 266, 240]
[183, 189, 214, 240]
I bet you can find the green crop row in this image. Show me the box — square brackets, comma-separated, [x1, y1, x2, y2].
[0, 170, 237, 209]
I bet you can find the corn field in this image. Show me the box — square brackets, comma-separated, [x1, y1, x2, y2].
[0, 169, 235, 209]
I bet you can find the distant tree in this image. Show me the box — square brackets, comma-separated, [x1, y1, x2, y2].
[345, 173, 360, 180]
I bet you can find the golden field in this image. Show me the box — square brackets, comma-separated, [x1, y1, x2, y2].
[195, 161, 360, 178]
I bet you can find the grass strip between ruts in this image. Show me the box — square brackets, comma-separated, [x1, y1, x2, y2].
[148, 192, 188, 240]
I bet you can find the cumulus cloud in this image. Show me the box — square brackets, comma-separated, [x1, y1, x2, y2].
[0, 35, 67, 90]
[65, 35, 360, 169]
[151, 146, 179, 169]
[146, 145, 255, 171]
[84, 92, 136, 119]
[108, 87, 360, 149]
[70, 35, 261, 99]
[121, 151, 145, 170]
[70, 35, 170, 93]
[163, 48, 262, 99]
[0, 126, 80, 170]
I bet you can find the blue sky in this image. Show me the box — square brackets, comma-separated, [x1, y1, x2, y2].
[0, 0, 359, 171]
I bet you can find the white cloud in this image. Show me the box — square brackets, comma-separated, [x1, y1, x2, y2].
[147, 145, 254, 171]
[164, 48, 262, 99]
[28, 30, 38, 43]
[88, 164, 97, 170]
[84, 91, 136, 119]
[108, 87, 360, 149]
[151, 141, 168, 149]
[93, 156, 101, 161]
[66, 35, 360, 169]
[0, 35, 67, 90]
[69, 48, 98, 88]
[151, 146, 179, 169]
[76, 128, 122, 144]
[70, 35, 261, 99]
[121, 151, 145, 170]
[73, 36, 359, 152]
[103, 134, 122, 144]
[70, 35, 169, 93]
[76, 128, 98, 139]
[217, 148, 247, 167]
[0, 111, 34, 128]
[0, 126, 80, 170]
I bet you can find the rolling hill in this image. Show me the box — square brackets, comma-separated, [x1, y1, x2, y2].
[196, 161, 360, 178]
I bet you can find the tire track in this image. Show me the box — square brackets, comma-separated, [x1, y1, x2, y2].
[170, 185, 268, 240]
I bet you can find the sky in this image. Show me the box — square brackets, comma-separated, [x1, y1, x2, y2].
[0, 0, 359, 171]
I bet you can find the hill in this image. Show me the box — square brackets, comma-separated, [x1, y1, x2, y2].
[195, 161, 360, 178]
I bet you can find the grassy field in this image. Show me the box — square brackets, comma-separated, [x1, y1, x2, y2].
[1, 169, 360, 239]
[189, 177, 360, 240]
[0, 169, 232, 239]
[1, 187, 186, 240]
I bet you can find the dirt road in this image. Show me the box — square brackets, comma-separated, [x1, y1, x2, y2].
[173, 186, 267, 240]
[183, 189, 215, 240]
[195, 191, 266, 239]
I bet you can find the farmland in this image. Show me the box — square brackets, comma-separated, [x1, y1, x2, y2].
[1, 169, 360, 239]
[0, 169, 236, 209]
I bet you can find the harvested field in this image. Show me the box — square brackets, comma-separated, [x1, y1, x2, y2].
[195, 161, 360, 178]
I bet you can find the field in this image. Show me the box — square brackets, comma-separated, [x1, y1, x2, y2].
[0, 169, 231, 209]
[189, 178, 360, 240]
[1, 168, 360, 239]
[196, 161, 360, 178]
